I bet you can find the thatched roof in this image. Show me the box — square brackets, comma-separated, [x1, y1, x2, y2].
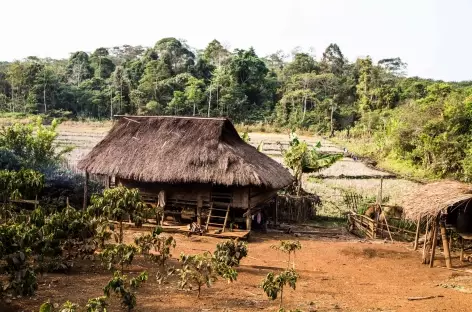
[400, 180, 472, 220]
[78, 116, 293, 189]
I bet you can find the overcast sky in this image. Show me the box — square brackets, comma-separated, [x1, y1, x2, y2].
[1, 0, 469, 81]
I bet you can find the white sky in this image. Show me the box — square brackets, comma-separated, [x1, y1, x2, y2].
[1, 0, 470, 81]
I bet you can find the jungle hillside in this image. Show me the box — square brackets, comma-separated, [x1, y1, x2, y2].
[1, 38, 472, 181]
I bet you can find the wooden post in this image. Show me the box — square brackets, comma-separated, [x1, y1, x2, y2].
[83, 171, 89, 210]
[422, 217, 430, 264]
[460, 236, 464, 262]
[275, 197, 278, 226]
[197, 195, 202, 226]
[246, 189, 252, 232]
[449, 232, 453, 252]
[414, 214, 422, 251]
[440, 221, 452, 269]
[429, 220, 438, 268]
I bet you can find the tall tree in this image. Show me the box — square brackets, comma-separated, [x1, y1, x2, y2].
[67, 52, 93, 86]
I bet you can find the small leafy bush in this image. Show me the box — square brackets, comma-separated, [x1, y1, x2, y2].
[262, 269, 299, 308]
[104, 271, 148, 311]
[100, 244, 137, 273]
[134, 227, 176, 267]
[177, 252, 218, 298]
[212, 239, 248, 267]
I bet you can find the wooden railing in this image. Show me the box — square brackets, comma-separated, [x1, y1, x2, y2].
[347, 213, 417, 241]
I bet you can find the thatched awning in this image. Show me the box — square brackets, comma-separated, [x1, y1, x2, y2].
[400, 180, 472, 221]
[78, 116, 294, 189]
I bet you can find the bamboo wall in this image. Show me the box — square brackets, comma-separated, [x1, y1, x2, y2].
[269, 194, 321, 223]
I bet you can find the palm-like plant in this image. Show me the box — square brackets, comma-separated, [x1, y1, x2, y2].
[283, 132, 342, 195]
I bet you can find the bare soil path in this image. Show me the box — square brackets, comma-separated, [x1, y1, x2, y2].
[11, 231, 472, 312]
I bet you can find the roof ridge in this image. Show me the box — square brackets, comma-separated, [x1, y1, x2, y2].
[114, 115, 228, 121]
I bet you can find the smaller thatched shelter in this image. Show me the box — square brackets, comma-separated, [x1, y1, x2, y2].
[401, 180, 472, 222]
[400, 180, 472, 268]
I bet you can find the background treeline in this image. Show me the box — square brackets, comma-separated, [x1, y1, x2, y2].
[1, 37, 472, 180]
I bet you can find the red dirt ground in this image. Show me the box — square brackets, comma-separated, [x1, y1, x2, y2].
[7, 230, 472, 312]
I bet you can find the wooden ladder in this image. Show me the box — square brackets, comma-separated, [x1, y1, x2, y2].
[206, 203, 230, 232]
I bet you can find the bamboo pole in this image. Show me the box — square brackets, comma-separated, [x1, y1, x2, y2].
[440, 221, 452, 269]
[429, 220, 438, 268]
[414, 214, 422, 251]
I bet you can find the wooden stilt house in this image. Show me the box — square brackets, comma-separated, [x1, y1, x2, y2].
[78, 116, 294, 231]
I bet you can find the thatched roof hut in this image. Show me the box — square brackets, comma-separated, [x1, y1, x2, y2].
[401, 180, 472, 221]
[78, 116, 293, 189]
[400, 180, 472, 268]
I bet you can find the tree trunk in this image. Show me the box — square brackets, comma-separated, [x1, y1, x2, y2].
[207, 86, 212, 117]
[330, 103, 335, 137]
[302, 95, 307, 122]
[43, 71, 47, 113]
[110, 89, 113, 120]
[216, 84, 219, 112]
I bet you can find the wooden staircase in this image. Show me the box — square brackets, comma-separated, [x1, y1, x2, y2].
[205, 203, 231, 232]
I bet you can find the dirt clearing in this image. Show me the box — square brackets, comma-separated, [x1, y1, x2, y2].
[11, 230, 472, 312]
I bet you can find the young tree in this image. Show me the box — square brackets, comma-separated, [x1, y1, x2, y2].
[261, 269, 299, 309]
[271, 240, 301, 269]
[89, 186, 145, 244]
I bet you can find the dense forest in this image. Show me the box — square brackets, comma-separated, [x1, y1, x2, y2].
[1, 37, 472, 181]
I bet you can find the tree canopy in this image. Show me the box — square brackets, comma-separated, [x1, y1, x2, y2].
[1, 38, 472, 180]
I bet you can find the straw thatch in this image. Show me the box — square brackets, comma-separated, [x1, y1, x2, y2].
[400, 180, 472, 220]
[78, 116, 293, 189]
